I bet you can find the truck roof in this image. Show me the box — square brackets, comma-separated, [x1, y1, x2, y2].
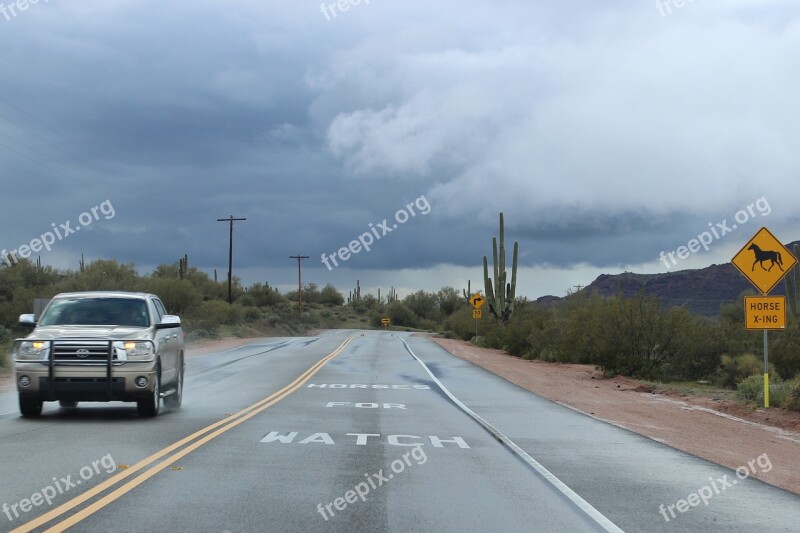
[51, 291, 157, 300]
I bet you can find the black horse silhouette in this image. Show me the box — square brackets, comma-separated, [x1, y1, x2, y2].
[749, 244, 783, 272]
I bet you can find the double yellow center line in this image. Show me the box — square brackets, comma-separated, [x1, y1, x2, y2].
[13, 336, 353, 533]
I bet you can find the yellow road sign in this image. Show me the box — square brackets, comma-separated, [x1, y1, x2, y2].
[731, 227, 797, 294]
[472, 309, 482, 319]
[744, 296, 786, 330]
[470, 293, 485, 309]
[381, 317, 390, 326]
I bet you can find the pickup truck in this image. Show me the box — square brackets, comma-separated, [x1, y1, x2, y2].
[12, 291, 184, 418]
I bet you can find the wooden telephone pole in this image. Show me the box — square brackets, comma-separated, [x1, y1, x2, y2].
[290, 255, 310, 308]
[217, 215, 246, 303]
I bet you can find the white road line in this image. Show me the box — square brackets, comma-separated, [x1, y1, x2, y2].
[401, 337, 625, 533]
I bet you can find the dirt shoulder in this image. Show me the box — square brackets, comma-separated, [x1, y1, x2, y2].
[430, 337, 800, 496]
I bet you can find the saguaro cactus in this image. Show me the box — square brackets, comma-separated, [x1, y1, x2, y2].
[785, 244, 800, 318]
[179, 254, 189, 279]
[483, 212, 518, 323]
[462, 280, 471, 303]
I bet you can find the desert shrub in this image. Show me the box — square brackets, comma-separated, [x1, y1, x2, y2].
[244, 307, 262, 322]
[736, 374, 766, 402]
[237, 294, 256, 307]
[770, 323, 800, 381]
[504, 317, 533, 357]
[537, 347, 558, 363]
[783, 379, 800, 411]
[717, 354, 776, 389]
[416, 318, 439, 332]
[666, 318, 726, 381]
[319, 284, 345, 306]
[596, 293, 690, 379]
[737, 374, 794, 406]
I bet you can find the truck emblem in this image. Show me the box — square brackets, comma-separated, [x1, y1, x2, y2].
[76, 349, 91, 358]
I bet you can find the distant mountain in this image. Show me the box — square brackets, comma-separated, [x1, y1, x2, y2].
[536, 240, 800, 317]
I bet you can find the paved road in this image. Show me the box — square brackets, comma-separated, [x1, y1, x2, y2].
[0, 331, 798, 532]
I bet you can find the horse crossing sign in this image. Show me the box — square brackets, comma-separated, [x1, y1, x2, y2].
[731, 227, 797, 295]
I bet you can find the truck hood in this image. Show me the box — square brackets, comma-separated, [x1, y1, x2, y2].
[25, 325, 152, 341]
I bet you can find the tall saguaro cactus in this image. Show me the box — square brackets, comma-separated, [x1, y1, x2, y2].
[785, 244, 800, 318]
[483, 212, 518, 323]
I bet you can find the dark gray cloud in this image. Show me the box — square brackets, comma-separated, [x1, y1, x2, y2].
[1, 0, 798, 298]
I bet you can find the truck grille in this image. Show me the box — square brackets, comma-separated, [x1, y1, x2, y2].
[52, 340, 114, 363]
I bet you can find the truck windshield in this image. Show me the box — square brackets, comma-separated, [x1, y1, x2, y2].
[39, 298, 150, 327]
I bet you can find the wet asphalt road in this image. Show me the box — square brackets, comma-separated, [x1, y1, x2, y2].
[0, 330, 798, 532]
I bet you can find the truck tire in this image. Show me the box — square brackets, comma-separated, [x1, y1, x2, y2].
[164, 355, 183, 409]
[137, 367, 161, 418]
[19, 395, 43, 418]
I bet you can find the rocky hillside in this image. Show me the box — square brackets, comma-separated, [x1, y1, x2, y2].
[539, 241, 800, 317]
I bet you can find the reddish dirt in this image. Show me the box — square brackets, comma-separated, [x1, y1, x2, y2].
[431, 337, 800, 496]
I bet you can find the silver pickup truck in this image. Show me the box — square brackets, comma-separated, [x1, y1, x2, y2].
[12, 291, 184, 418]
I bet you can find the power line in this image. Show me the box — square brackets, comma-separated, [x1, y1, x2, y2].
[0, 128, 106, 187]
[0, 96, 141, 193]
[0, 138, 96, 189]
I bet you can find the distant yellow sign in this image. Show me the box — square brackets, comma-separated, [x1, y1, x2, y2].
[470, 293, 485, 309]
[744, 296, 786, 330]
[472, 309, 482, 319]
[731, 227, 797, 294]
[381, 317, 390, 326]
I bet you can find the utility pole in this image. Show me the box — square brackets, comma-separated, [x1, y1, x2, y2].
[290, 255, 310, 308]
[217, 215, 246, 304]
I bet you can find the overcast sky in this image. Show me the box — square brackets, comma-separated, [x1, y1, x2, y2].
[1, 0, 799, 299]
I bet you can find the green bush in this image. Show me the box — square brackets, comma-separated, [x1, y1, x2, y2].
[717, 354, 776, 389]
[736, 374, 766, 402]
[244, 307, 262, 322]
[538, 347, 558, 363]
[770, 323, 800, 381]
[784, 379, 800, 411]
[736, 374, 797, 407]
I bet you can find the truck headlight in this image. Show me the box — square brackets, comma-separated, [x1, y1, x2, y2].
[14, 340, 51, 361]
[113, 341, 154, 361]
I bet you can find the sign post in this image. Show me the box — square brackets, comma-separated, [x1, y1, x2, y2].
[470, 293, 485, 340]
[731, 227, 797, 407]
[381, 317, 390, 330]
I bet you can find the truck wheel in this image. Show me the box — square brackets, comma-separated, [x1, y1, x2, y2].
[137, 368, 161, 418]
[19, 395, 43, 418]
[164, 355, 183, 409]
